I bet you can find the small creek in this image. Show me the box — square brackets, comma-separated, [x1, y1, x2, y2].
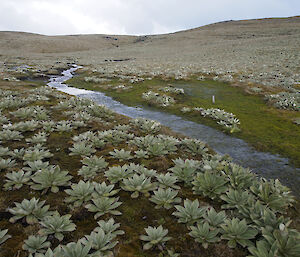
[47, 66, 300, 198]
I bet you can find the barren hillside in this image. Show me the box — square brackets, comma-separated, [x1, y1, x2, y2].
[1, 16, 300, 89]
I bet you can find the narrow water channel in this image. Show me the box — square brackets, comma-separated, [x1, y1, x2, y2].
[47, 66, 300, 197]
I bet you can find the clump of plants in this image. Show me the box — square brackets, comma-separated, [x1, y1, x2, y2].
[0, 83, 299, 257]
[199, 108, 241, 132]
[265, 92, 299, 111]
[142, 90, 176, 107]
[130, 117, 161, 134]
[140, 225, 172, 250]
[8, 197, 53, 224]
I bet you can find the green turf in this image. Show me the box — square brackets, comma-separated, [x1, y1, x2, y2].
[67, 73, 300, 167]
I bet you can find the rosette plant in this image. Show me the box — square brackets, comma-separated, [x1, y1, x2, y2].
[146, 143, 169, 156]
[156, 172, 180, 190]
[22, 235, 51, 257]
[121, 174, 157, 198]
[92, 182, 120, 198]
[69, 142, 96, 157]
[3, 170, 32, 190]
[85, 197, 122, 219]
[94, 218, 125, 238]
[0, 158, 16, 171]
[64, 180, 95, 207]
[261, 224, 300, 257]
[223, 163, 255, 190]
[26, 132, 48, 144]
[0, 129, 23, 141]
[77, 166, 98, 180]
[168, 158, 200, 186]
[122, 163, 157, 177]
[9, 148, 26, 160]
[81, 155, 108, 169]
[12, 120, 40, 132]
[189, 222, 221, 249]
[56, 120, 73, 132]
[221, 189, 254, 210]
[10, 107, 33, 119]
[80, 228, 117, 256]
[24, 160, 50, 173]
[203, 207, 227, 228]
[181, 138, 208, 156]
[61, 242, 91, 257]
[32, 248, 55, 257]
[41, 120, 56, 133]
[0, 146, 10, 157]
[130, 117, 161, 134]
[109, 149, 133, 161]
[149, 188, 181, 209]
[192, 171, 228, 199]
[248, 240, 278, 257]
[172, 199, 207, 226]
[31, 166, 72, 194]
[220, 218, 258, 248]
[134, 149, 149, 159]
[39, 212, 76, 241]
[140, 225, 171, 250]
[23, 148, 53, 164]
[8, 197, 53, 224]
[250, 178, 294, 212]
[105, 165, 134, 184]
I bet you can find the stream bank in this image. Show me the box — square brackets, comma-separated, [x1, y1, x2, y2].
[47, 66, 300, 198]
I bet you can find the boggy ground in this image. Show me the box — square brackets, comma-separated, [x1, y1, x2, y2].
[0, 79, 299, 257]
[67, 69, 300, 168]
[0, 80, 243, 257]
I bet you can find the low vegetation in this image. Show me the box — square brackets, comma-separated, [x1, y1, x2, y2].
[0, 78, 299, 257]
[68, 71, 300, 167]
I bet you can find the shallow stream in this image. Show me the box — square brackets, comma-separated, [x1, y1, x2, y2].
[47, 66, 300, 197]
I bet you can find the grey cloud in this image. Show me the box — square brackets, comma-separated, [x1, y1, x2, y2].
[0, 1, 78, 34]
[0, 0, 298, 35]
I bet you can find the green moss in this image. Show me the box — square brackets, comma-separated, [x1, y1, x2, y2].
[68, 74, 300, 167]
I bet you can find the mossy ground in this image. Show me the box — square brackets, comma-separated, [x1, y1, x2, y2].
[67, 70, 300, 168]
[0, 80, 250, 257]
[0, 77, 299, 257]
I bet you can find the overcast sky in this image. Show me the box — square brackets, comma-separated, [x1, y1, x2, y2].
[0, 0, 299, 35]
